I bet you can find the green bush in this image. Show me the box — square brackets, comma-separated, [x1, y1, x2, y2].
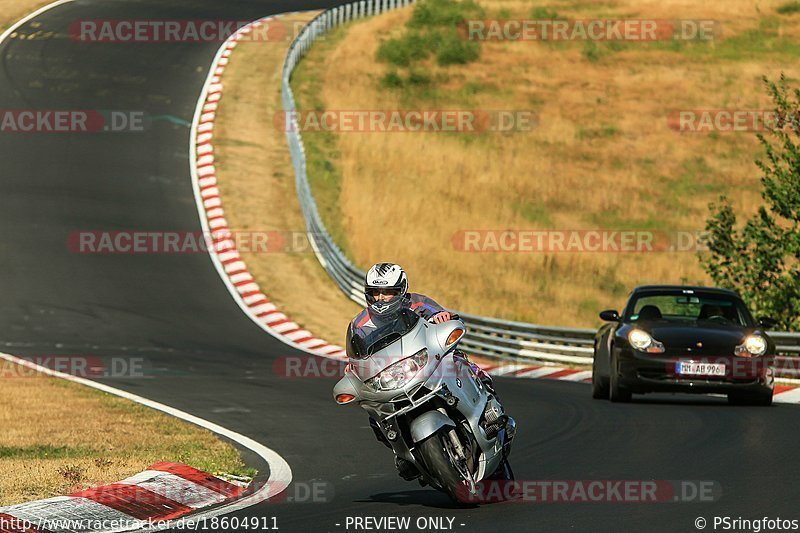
[380, 71, 405, 88]
[435, 28, 480, 65]
[530, 6, 561, 19]
[582, 41, 602, 62]
[377, 30, 432, 66]
[702, 74, 800, 330]
[776, 1, 800, 14]
[377, 0, 483, 70]
[409, 0, 485, 28]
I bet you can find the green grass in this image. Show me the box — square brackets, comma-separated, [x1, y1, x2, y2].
[777, 1, 800, 14]
[408, 0, 484, 28]
[516, 200, 553, 225]
[681, 17, 800, 61]
[530, 6, 562, 19]
[577, 125, 620, 140]
[0, 445, 97, 459]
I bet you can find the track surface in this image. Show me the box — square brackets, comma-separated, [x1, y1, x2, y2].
[1, 1, 798, 531]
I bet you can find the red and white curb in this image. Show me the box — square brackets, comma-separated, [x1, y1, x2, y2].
[0, 463, 244, 533]
[190, 15, 348, 362]
[0, 351, 293, 532]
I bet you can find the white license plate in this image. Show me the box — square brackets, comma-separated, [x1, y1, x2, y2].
[676, 362, 726, 376]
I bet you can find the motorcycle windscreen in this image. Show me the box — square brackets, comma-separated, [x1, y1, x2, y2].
[349, 319, 429, 381]
[347, 307, 420, 360]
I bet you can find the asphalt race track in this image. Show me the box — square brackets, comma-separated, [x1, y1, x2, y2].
[1, 1, 799, 531]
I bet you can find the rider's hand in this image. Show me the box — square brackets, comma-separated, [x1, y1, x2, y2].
[430, 311, 451, 324]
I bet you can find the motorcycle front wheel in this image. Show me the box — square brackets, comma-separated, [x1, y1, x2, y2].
[418, 429, 474, 505]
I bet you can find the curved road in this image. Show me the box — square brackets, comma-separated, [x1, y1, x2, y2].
[1, 1, 799, 531]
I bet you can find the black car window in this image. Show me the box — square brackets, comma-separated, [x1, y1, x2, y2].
[627, 293, 753, 327]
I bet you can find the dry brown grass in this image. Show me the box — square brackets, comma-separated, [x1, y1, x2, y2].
[0, 0, 55, 31]
[0, 370, 246, 506]
[212, 11, 362, 345]
[291, 0, 800, 327]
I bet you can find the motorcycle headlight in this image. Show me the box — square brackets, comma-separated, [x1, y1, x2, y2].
[628, 329, 665, 353]
[365, 349, 428, 391]
[735, 335, 767, 357]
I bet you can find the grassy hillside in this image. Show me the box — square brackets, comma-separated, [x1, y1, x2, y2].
[290, 0, 800, 327]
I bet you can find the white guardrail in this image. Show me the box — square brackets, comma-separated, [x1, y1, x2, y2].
[279, 0, 800, 375]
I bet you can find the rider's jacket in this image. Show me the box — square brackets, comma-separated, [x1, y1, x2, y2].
[349, 293, 446, 338]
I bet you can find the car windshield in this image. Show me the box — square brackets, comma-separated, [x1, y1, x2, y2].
[347, 307, 420, 360]
[625, 291, 754, 327]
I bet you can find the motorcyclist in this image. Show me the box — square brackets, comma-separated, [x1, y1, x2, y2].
[347, 263, 495, 480]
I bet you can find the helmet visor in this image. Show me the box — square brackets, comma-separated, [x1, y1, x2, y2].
[367, 287, 401, 301]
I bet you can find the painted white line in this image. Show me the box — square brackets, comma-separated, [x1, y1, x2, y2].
[0, 0, 291, 528]
[0, 351, 292, 531]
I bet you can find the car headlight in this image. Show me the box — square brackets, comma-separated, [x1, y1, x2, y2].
[735, 335, 767, 357]
[628, 329, 665, 353]
[365, 349, 428, 391]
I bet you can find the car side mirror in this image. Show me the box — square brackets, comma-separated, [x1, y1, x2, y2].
[599, 309, 620, 322]
[758, 316, 778, 329]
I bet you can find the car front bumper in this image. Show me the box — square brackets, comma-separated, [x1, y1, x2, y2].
[617, 349, 774, 395]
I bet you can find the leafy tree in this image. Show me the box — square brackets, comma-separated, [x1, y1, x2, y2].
[702, 74, 800, 330]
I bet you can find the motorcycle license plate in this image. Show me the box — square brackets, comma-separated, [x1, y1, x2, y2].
[676, 362, 726, 376]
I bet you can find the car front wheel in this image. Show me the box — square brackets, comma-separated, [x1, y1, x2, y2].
[608, 355, 632, 403]
[591, 357, 610, 400]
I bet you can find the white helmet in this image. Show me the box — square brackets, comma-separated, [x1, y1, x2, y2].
[364, 263, 408, 316]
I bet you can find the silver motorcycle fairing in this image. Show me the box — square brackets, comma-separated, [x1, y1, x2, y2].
[333, 316, 506, 485]
[410, 410, 456, 442]
[332, 368, 362, 403]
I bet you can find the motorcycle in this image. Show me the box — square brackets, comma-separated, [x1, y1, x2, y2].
[333, 308, 516, 504]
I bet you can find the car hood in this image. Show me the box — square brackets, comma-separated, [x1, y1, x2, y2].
[642, 323, 750, 352]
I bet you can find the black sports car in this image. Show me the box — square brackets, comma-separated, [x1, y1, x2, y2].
[592, 285, 776, 405]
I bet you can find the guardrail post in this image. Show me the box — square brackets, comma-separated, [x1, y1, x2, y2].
[359, 1, 366, 18]
[367, 0, 374, 16]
